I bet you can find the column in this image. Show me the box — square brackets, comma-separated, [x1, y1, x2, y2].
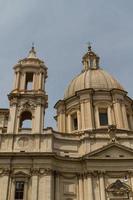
[24, 180, 28, 200]
[57, 115, 61, 131]
[113, 100, 123, 129]
[95, 106, 99, 128]
[7, 105, 17, 133]
[34, 105, 42, 133]
[77, 110, 81, 131]
[38, 171, 47, 200]
[31, 169, 39, 200]
[121, 102, 129, 129]
[99, 172, 106, 200]
[86, 172, 94, 200]
[41, 73, 45, 90]
[39, 72, 42, 90]
[22, 72, 26, 90]
[130, 172, 133, 194]
[108, 106, 112, 125]
[10, 179, 15, 200]
[84, 100, 93, 129]
[33, 73, 37, 90]
[129, 115, 133, 130]
[81, 101, 85, 129]
[67, 114, 71, 133]
[15, 72, 19, 89]
[60, 110, 66, 132]
[78, 174, 83, 200]
[13, 72, 17, 89]
[83, 175, 87, 200]
[55, 172, 60, 200]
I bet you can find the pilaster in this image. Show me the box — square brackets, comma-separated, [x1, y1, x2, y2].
[55, 171, 60, 200]
[81, 101, 85, 130]
[67, 114, 71, 133]
[0, 169, 10, 200]
[78, 174, 83, 200]
[99, 171, 106, 200]
[84, 99, 93, 129]
[31, 169, 39, 200]
[107, 106, 112, 125]
[121, 102, 129, 129]
[86, 172, 94, 200]
[113, 99, 123, 129]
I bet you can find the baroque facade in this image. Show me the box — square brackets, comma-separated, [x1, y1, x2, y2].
[0, 45, 133, 200]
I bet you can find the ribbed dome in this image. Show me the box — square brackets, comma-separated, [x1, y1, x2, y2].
[64, 68, 124, 99]
[64, 46, 125, 99]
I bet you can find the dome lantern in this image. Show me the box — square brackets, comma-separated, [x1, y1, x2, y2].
[82, 44, 100, 71]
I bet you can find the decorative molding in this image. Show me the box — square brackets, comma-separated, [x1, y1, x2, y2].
[31, 168, 40, 176]
[31, 168, 54, 176]
[9, 97, 18, 106]
[17, 100, 36, 114]
[60, 173, 77, 179]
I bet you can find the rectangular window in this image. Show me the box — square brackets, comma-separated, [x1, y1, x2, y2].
[71, 113, 78, 131]
[15, 181, 24, 200]
[25, 72, 33, 90]
[99, 108, 108, 126]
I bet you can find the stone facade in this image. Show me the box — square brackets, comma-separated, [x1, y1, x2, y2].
[0, 45, 133, 200]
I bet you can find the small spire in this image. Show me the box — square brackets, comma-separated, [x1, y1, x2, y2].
[28, 43, 37, 58]
[32, 42, 34, 48]
[87, 41, 92, 51]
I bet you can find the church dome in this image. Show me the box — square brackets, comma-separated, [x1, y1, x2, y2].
[64, 46, 124, 99]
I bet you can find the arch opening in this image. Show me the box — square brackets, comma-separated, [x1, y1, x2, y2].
[19, 111, 32, 129]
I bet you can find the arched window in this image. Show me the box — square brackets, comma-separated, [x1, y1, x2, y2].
[25, 72, 34, 90]
[19, 111, 32, 129]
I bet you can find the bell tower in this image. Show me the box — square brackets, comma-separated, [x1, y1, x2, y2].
[7, 46, 48, 134]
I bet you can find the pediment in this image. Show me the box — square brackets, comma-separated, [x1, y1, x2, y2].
[84, 143, 133, 159]
[12, 171, 30, 178]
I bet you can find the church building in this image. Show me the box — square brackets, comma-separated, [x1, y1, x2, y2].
[0, 45, 133, 200]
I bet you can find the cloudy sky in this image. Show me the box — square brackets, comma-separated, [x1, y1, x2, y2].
[0, 0, 133, 128]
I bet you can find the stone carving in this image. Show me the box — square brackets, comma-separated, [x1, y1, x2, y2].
[31, 168, 40, 175]
[107, 180, 131, 198]
[30, 168, 54, 176]
[0, 168, 11, 176]
[9, 97, 18, 106]
[18, 136, 29, 148]
[17, 100, 36, 114]
[108, 125, 117, 143]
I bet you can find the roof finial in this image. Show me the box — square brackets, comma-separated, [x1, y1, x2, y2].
[87, 41, 92, 51]
[28, 42, 37, 58]
[32, 42, 35, 50]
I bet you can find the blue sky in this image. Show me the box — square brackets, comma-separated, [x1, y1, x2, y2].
[0, 0, 133, 128]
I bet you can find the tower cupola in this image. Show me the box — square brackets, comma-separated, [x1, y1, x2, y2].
[7, 47, 48, 134]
